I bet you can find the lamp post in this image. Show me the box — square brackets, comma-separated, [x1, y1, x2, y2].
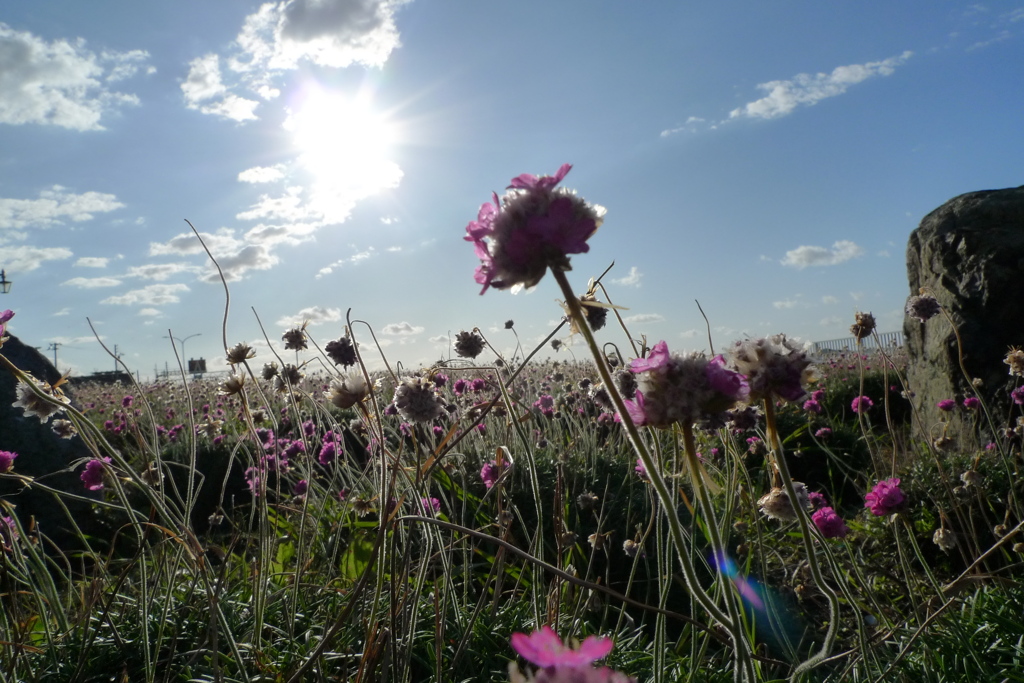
[0, 269, 11, 294]
[164, 333, 202, 367]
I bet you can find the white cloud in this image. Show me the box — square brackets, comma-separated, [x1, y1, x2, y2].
[53, 308, 70, 316]
[125, 263, 197, 281]
[238, 164, 287, 183]
[729, 51, 912, 120]
[200, 243, 279, 282]
[679, 329, 698, 339]
[181, 54, 259, 122]
[138, 308, 163, 317]
[61, 276, 122, 288]
[428, 334, 447, 344]
[820, 316, 842, 326]
[781, 240, 864, 269]
[0, 24, 147, 130]
[660, 116, 706, 137]
[613, 266, 643, 287]
[0, 244, 73, 271]
[381, 321, 423, 336]
[772, 299, 799, 309]
[822, 295, 839, 304]
[623, 313, 664, 324]
[149, 228, 243, 256]
[0, 186, 124, 229]
[316, 246, 378, 278]
[276, 305, 342, 328]
[74, 256, 109, 268]
[101, 283, 190, 306]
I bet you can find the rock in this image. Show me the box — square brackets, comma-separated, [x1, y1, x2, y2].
[0, 333, 95, 547]
[904, 184, 1024, 442]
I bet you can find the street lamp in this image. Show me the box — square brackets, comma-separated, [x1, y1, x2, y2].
[0, 269, 11, 294]
[164, 333, 202, 365]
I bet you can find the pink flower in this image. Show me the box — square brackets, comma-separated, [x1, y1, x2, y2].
[962, 396, 981, 410]
[936, 399, 956, 412]
[634, 458, 649, 481]
[481, 461, 504, 488]
[511, 625, 613, 668]
[81, 457, 112, 491]
[802, 399, 822, 414]
[421, 497, 441, 514]
[812, 506, 850, 538]
[851, 396, 873, 414]
[814, 427, 832, 439]
[865, 477, 905, 516]
[1013, 386, 1024, 405]
[630, 341, 670, 373]
[465, 165, 604, 294]
[0, 450, 17, 473]
[618, 390, 649, 427]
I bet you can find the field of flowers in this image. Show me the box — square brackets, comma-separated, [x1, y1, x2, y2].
[1, 166, 1023, 682]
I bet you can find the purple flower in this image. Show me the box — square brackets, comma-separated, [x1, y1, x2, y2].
[634, 458, 649, 481]
[0, 515, 18, 551]
[936, 399, 956, 412]
[81, 458, 111, 491]
[465, 164, 604, 294]
[318, 442, 337, 466]
[814, 427, 832, 439]
[812, 506, 850, 538]
[293, 479, 308, 496]
[0, 450, 17, 473]
[802, 399, 822, 414]
[851, 396, 873, 414]
[481, 461, 504, 489]
[453, 378, 469, 396]
[962, 396, 981, 410]
[618, 390, 649, 427]
[630, 341, 671, 373]
[1013, 386, 1024, 405]
[865, 478, 905, 516]
[807, 491, 828, 510]
[421, 497, 441, 514]
[511, 625, 613, 668]
[471, 378, 487, 393]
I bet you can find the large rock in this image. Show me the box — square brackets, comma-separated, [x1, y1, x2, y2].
[904, 185, 1024, 442]
[0, 333, 96, 546]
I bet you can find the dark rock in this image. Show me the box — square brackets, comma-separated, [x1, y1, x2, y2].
[0, 333, 96, 547]
[904, 185, 1024, 442]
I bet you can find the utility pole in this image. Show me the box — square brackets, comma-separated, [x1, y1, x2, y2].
[47, 342, 61, 369]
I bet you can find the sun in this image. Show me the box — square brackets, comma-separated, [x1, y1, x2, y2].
[284, 87, 403, 221]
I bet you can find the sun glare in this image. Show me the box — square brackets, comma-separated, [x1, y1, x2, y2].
[284, 88, 403, 221]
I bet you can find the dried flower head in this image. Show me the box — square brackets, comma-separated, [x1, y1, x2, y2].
[581, 293, 608, 331]
[219, 374, 246, 396]
[464, 164, 605, 294]
[325, 372, 369, 410]
[325, 336, 357, 367]
[757, 483, 810, 521]
[504, 319, 515, 329]
[12, 375, 70, 422]
[454, 330, 485, 359]
[905, 294, 941, 323]
[1005, 347, 1024, 377]
[727, 334, 815, 403]
[393, 376, 444, 423]
[933, 528, 957, 552]
[51, 419, 77, 439]
[226, 342, 256, 365]
[273, 364, 304, 393]
[850, 311, 876, 340]
[261, 362, 279, 380]
[282, 325, 308, 351]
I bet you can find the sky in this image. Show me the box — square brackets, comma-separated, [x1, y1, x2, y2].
[1, 1, 1022, 380]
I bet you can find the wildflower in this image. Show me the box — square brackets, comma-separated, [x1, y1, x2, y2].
[851, 396, 873, 414]
[807, 491, 828, 510]
[226, 341, 256, 365]
[318, 441, 338, 466]
[454, 330, 486, 359]
[933, 528, 957, 552]
[850, 311, 876, 340]
[505, 320, 515, 329]
[324, 336, 357, 367]
[622, 341, 748, 429]
[577, 491, 600, 511]
[465, 163, 605, 294]
[812, 507, 850, 539]
[81, 457, 112, 491]
[421, 497, 441, 514]
[634, 458, 649, 481]
[905, 294, 941, 323]
[13, 375, 70, 422]
[864, 478, 905, 516]
[325, 372, 369, 410]
[1012, 386, 1024, 405]
[757, 483, 810, 521]
[1, 516, 18, 551]
[963, 396, 981, 410]
[261, 362, 279, 380]
[581, 293, 608, 331]
[814, 427, 832, 439]
[52, 419, 77, 438]
[244, 466, 262, 496]
[282, 326, 307, 351]
[960, 470, 982, 488]
[273, 364, 304, 393]
[481, 461, 505, 488]
[293, 479, 308, 496]
[727, 334, 815, 403]
[0, 450, 17, 472]
[219, 373, 246, 396]
[802, 399, 822, 414]
[936, 399, 956, 412]
[511, 626, 613, 669]
[393, 376, 444, 423]
[1005, 348, 1024, 377]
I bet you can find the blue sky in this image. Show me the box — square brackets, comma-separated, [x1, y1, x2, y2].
[1, 1, 1022, 379]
